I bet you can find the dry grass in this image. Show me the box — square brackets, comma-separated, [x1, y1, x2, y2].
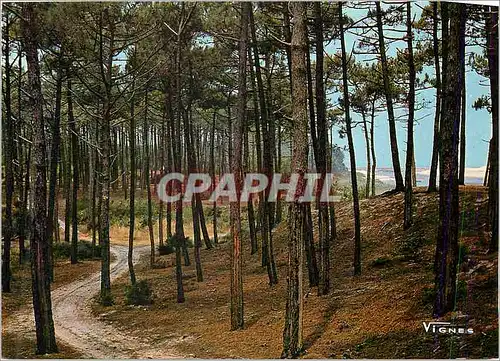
[91, 188, 498, 359]
[109, 220, 229, 247]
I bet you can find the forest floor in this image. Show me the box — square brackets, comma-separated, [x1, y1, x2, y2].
[91, 186, 498, 358]
[2, 186, 498, 358]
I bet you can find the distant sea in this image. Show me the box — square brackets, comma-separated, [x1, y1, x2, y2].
[357, 166, 487, 186]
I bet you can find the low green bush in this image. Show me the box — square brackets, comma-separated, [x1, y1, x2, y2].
[158, 243, 175, 255]
[125, 280, 152, 306]
[99, 290, 114, 306]
[52, 240, 101, 260]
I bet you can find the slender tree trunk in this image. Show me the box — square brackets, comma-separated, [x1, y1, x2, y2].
[314, 2, 331, 296]
[459, 60, 466, 185]
[128, 82, 137, 285]
[484, 140, 491, 187]
[173, 31, 186, 302]
[230, 2, 249, 330]
[412, 151, 417, 188]
[340, 3, 362, 276]
[210, 110, 218, 244]
[404, 2, 415, 230]
[2, 13, 13, 292]
[282, 4, 307, 356]
[428, 3, 441, 192]
[249, 9, 277, 285]
[376, 1, 404, 191]
[165, 87, 174, 240]
[248, 45, 263, 241]
[362, 110, 371, 198]
[47, 63, 63, 278]
[22, 3, 58, 352]
[304, 205, 319, 287]
[64, 130, 71, 245]
[99, 7, 114, 305]
[91, 124, 98, 251]
[433, 3, 465, 317]
[158, 110, 165, 248]
[245, 114, 258, 255]
[68, 76, 79, 264]
[487, 5, 498, 253]
[144, 89, 155, 267]
[370, 100, 377, 196]
[17, 48, 27, 264]
[175, 25, 190, 270]
[186, 110, 203, 281]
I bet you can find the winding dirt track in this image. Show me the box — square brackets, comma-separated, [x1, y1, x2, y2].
[5, 245, 180, 359]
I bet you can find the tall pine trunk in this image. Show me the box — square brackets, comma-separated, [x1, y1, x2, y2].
[404, 2, 415, 230]
[144, 89, 155, 267]
[47, 63, 63, 278]
[2, 13, 13, 292]
[128, 81, 137, 285]
[282, 4, 307, 356]
[433, 3, 465, 317]
[362, 110, 371, 199]
[487, 5, 498, 253]
[22, 3, 58, 353]
[314, 2, 331, 295]
[428, 2, 441, 192]
[249, 9, 277, 285]
[210, 110, 218, 244]
[68, 76, 79, 264]
[370, 99, 377, 196]
[230, 2, 249, 330]
[459, 62, 466, 185]
[340, 2, 362, 276]
[376, 2, 404, 191]
[98, 7, 114, 305]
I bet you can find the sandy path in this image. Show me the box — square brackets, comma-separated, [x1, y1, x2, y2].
[4, 244, 180, 359]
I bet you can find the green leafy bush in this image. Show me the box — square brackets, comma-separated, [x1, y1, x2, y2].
[52, 240, 101, 260]
[125, 280, 152, 306]
[158, 243, 175, 255]
[99, 290, 114, 306]
[421, 286, 435, 305]
[370, 257, 392, 268]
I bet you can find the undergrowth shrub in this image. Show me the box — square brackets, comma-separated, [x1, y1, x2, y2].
[125, 280, 152, 305]
[99, 290, 114, 306]
[53, 240, 101, 260]
[158, 242, 175, 256]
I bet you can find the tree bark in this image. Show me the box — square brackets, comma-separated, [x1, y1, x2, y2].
[487, 5, 498, 253]
[144, 89, 155, 267]
[22, 3, 58, 353]
[404, 2, 415, 230]
[99, 7, 114, 304]
[428, 2, 441, 192]
[370, 99, 377, 197]
[2, 12, 13, 292]
[314, 2, 331, 295]
[230, 2, 249, 331]
[249, 9, 277, 285]
[362, 110, 371, 198]
[340, 2, 362, 276]
[282, 4, 307, 357]
[68, 76, 79, 264]
[433, 3, 465, 317]
[128, 80, 137, 285]
[376, 2, 404, 191]
[459, 62, 466, 185]
[210, 110, 218, 244]
[47, 62, 63, 277]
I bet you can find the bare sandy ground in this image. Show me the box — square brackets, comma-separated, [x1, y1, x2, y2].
[3, 244, 181, 359]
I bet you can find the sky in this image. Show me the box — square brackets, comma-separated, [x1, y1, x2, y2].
[330, 2, 492, 169]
